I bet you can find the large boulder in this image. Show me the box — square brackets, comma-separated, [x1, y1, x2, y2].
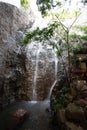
[0, 2, 34, 36]
[65, 122, 84, 130]
[0, 2, 61, 103]
[0, 2, 34, 109]
[6, 109, 29, 130]
[56, 104, 87, 130]
[65, 103, 86, 122]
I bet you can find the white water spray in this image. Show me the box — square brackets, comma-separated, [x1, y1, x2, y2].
[32, 48, 40, 100]
[47, 80, 57, 100]
[54, 57, 58, 79]
[47, 54, 58, 100]
[32, 44, 44, 100]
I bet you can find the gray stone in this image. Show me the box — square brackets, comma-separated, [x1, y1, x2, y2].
[0, 2, 34, 36]
[0, 2, 34, 109]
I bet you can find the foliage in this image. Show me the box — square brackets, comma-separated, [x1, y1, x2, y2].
[23, 22, 59, 45]
[21, 0, 87, 111]
[36, 0, 61, 17]
[53, 85, 70, 111]
[53, 96, 65, 111]
[52, 24, 87, 112]
[20, 0, 29, 9]
[22, 5, 87, 85]
[22, 1, 87, 84]
[69, 25, 87, 52]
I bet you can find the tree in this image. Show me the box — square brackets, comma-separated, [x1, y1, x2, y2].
[20, 1, 87, 111]
[21, 0, 87, 88]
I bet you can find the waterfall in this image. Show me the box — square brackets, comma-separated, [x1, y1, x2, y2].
[47, 56, 58, 100]
[32, 48, 40, 100]
[26, 43, 59, 100]
[47, 80, 57, 100]
[54, 57, 58, 80]
[32, 43, 44, 100]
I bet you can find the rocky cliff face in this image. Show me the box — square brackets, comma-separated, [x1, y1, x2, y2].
[0, 2, 60, 108]
[22, 43, 59, 101]
[0, 2, 34, 109]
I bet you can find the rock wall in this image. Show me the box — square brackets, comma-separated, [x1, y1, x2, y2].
[56, 103, 87, 130]
[22, 43, 59, 100]
[0, 2, 34, 109]
[0, 2, 59, 106]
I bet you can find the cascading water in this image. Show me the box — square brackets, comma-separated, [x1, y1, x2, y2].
[26, 42, 59, 100]
[54, 57, 58, 79]
[32, 48, 40, 100]
[47, 55, 58, 100]
[47, 80, 57, 100]
[32, 43, 45, 100]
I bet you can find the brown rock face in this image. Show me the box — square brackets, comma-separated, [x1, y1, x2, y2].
[56, 105, 86, 130]
[23, 43, 58, 100]
[75, 98, 87, 107]
[65, 103, 86, 122]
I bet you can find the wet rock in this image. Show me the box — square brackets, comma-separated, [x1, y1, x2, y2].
[25, 43, 59, 100]
[81, 85, 87, 91]
[75, 98, 87, 107]
[7, 109, 29, 130]
[56, 109, 66, 129]
[65, 103, 86, 122]
[56, 109, 66, 124]
[56, 104, 86, 130]
[0, 2, 65, 104]
[84, 105, 87, 119]
[65, 122, 84, 130]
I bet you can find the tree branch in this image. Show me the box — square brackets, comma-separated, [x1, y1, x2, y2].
[69, 12, 81, 30]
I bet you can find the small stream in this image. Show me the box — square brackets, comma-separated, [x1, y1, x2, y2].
[0, 100, 58, 130]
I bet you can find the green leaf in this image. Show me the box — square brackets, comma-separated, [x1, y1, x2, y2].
[20, 0, 29, 9]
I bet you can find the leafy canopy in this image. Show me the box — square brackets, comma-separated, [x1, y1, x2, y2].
[23, 22, 58, 44]
[69, 25, 87, 51]
[21, 0, 87, 53]
[36, 0, 61, 17]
